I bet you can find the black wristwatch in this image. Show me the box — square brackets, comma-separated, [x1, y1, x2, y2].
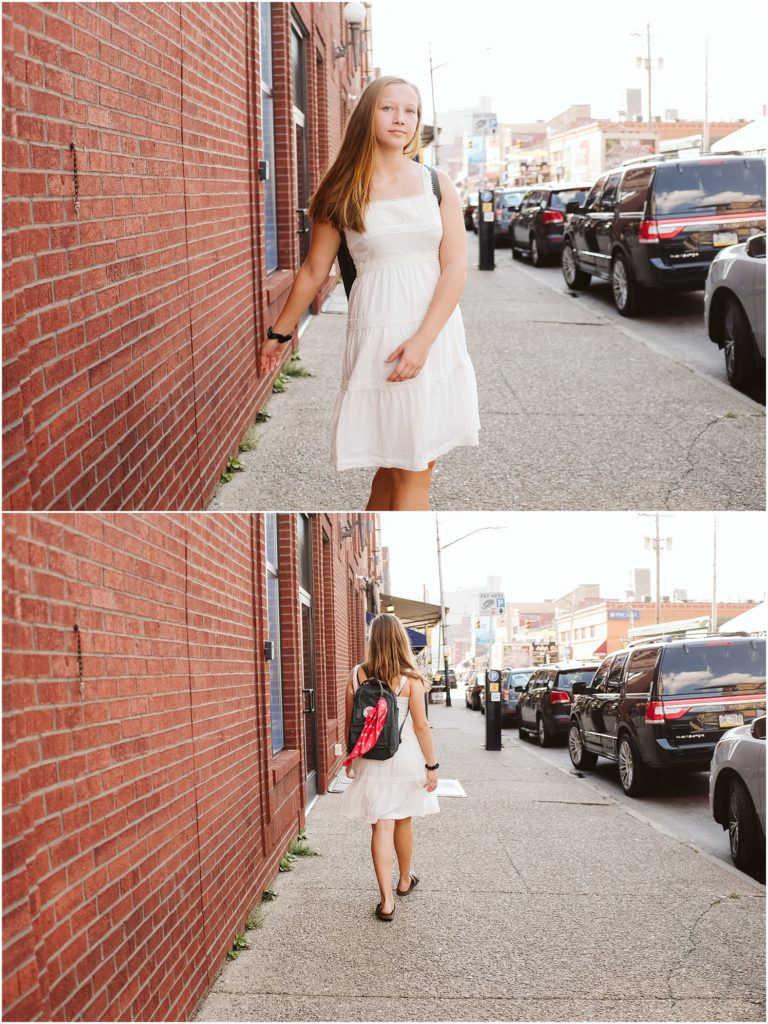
[267, 325, 293, 344]
[425, 763, 439, 771]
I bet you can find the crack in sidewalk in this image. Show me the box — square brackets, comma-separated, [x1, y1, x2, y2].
[664, 414, 732, 509]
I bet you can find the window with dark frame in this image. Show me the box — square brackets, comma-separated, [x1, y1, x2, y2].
[265, 513, 284, 753]
[260, 2, 278, 273]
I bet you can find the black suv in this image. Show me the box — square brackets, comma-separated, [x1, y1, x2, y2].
[518, 663, 600, 746]
[568, 636, 766, 796]
[561, 155, 766, 316]
[511, 183, 591, 266]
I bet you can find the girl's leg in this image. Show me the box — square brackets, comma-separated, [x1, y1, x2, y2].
[370, 819, 396, 912]
[366, 468, 392, 511]
[389, 460, 436, 511]
[393, 817, 414, 892]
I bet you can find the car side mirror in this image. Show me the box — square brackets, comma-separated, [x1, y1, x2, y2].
[565, 200, 581, 215]
[746, 233, 766, 258]
[514, 685, 524, 693]
[571, 682, 587, 696]
[752, 716, 766, 739]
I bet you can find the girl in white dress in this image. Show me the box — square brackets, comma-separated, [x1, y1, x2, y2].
[259, 75, 480, 511]
[340, 613, 440, 922]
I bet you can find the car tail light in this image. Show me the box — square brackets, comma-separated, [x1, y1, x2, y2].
[549, 690, 570, 704]
[542, 210, 564, 225]
[495, 210, 502, 220]
[645, 701, 666, 723]
[639, 219, 685, 243]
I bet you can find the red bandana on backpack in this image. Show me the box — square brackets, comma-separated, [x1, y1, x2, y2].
[343, 697, 388, 766]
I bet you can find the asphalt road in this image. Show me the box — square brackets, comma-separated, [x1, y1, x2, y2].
[456, 691, 761, 882]
[489, 236, 765, 402]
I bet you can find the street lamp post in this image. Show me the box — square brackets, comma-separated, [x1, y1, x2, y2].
[435, 517, 506, 709]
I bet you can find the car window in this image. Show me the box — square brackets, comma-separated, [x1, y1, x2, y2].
[550, 188, 588, 211]
[651, 158, 766, 216]
[524, 191, 542, 210]
[590, 659, 611, 690]
[607, 652, 629, 686]
[555, 668, 598, 690]
[582, 177, 606, 213]
[625, 648, 660, 695]
[659, 639, 766, 697]
[598, 173, 622, 212]
[619, 166, 654, 214]
[507, 671, 531, 687]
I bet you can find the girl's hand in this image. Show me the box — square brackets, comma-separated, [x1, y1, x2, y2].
[424, 769, 438, 793]
[385, 334, 432, 382]
[345, 764, 356, 779]
[259, 336, 283, 376]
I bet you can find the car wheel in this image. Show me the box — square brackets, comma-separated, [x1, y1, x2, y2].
[723, 296, 758, 393]
[568, 721, 598, 770]
[727, 777, 762, 875]
[536, 715, 551, 748]
[611, 253, 645, 317]
[518, 719, 528, 741]
[617, 733, 648, 796]
[531, 235, 545, 267]
[511, 244, 522, 261]
[479, 705, 485, 715]
[561, 241, 590, 290]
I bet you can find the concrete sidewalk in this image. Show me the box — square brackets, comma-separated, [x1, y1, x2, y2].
[194, 705, 765, 1023]
[207, 261, 765, 512]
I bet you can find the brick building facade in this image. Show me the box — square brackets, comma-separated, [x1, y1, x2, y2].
[2, 511, 379, 1021]
[2, 3, 371, 511]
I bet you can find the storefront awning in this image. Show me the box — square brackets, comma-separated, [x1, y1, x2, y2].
[378, 593, 445, 629]
[593, 639, 608, 656]
[365, 610, 427, 650]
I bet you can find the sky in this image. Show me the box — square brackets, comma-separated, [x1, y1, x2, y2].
[379, 512, 767, 606]
[369, 0, 766, 125]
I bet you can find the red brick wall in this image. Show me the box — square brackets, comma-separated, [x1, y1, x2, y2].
[2, 3, 367, 511]
[2, 511, 375, 1021]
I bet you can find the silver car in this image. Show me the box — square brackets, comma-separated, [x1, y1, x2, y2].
[704, 232, 766, 394]
[710, 715, 765, 879]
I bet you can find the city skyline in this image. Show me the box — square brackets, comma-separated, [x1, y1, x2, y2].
[379, 512, 767, 607]
[371, 0, 766, 127]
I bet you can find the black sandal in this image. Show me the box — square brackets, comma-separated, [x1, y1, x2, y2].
[375, 902, 395, 921]
[396, 874, 419, 896]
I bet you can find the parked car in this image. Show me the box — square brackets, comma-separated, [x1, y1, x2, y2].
[518, 663, 600, 746]
[561, 155, 766, 316]
[704, 232, 766, 395]
[432, 669, 457, 691]
[710, 715, 765, 879]
[493, 188, 529, 245]
[568, 635, 766, 797]
[463, 191, 478, 231]
[510, 183, 591, 266]
[465, 672, 485, 710]
[502, 667, 536, 725]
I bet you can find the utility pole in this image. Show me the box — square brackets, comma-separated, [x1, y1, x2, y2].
[633, 23, 663, 132]
[703, 37, 710, 154]
[711, 515, 718, 631]
[640, 513, 673, 625]
[435, 514, 450, 706]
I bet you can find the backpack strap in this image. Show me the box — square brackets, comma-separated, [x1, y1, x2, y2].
[337, 234, 356, 300]
[427, 165, 442, 205]
[352, 663, 367, 692]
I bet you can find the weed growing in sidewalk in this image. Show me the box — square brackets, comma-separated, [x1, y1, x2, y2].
[239, 430, 259, 452]
[272, 373, 289, 393]
[284, 353, 313, 379]
[254, 409, 271, 423]
[261, 887, 278, 902]
[246, 906, 267, 930]
[220, 455, 245, 483]
[226, 932, 251, 961]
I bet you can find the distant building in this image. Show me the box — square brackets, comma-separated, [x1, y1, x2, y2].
[632, 568, 652, 602]
[624, 88, 643, 121]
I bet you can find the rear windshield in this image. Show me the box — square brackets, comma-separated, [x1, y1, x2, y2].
[550, 188, 589, 211]
[506, 671, 532, 687]
[659, 639, 766, 697]
[651, 159, 766, 216]
[555, 668, 598, 690]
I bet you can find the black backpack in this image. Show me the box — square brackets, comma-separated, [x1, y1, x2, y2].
[337, 165, 443, 300]
[347, 665, 410, 761]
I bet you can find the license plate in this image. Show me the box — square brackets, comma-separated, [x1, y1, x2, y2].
[713, 232, 738, 247]
[719, 713, 744, 727]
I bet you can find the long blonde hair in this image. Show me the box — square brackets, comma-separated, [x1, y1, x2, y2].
[364, 613, 429, 691]
[307, 75, 423, 233]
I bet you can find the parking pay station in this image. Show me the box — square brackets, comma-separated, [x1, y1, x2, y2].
[478, 188, 495, 270]
[485, 669, 502, 750]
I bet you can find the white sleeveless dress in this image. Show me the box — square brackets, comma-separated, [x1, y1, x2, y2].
[340, 672, 441, 824]
[330, 164, 480, 472]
